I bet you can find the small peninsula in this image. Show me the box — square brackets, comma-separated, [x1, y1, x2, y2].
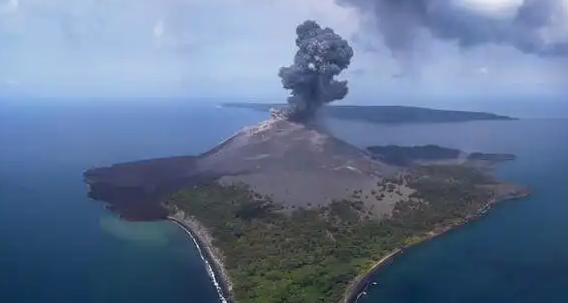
[223, 103, 516, 124]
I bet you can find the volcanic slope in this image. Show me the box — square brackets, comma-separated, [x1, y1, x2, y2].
[84, 116, 402, 219]
[197, 116, 399, 212]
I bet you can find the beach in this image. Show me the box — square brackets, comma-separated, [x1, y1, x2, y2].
[168, 211, 236, 303]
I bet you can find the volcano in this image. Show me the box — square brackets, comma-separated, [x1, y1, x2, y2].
[84, 114, 402, 220]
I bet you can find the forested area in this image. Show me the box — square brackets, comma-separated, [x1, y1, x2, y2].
[165, 165, 498, 303]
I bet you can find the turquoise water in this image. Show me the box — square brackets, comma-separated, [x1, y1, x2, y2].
[0, 100, 566, 303]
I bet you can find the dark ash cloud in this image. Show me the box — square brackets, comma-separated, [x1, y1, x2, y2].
[339, 0, 568, 67]
[278, 20, 354, 122]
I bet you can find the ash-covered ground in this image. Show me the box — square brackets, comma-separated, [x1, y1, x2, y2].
[84, 115, 403, 219]
[198, 116, 398, 212]
[84, 112, 528, 222]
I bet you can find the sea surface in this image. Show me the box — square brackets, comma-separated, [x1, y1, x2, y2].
[0, 99, 566, 303]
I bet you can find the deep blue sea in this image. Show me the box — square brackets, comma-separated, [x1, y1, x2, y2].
[0, 99, 566, 303]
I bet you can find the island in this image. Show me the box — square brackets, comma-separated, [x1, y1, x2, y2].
[367, 144, 516, 166]
[83, 119, 529, 303]
[223, 103, 516, 124]
[83, 20, 529, 303]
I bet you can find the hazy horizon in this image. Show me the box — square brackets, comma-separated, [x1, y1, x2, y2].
[1, 0, 567, 100]
[1, 95, 567, 120]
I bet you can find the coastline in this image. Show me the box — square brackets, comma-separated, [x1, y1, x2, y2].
[167, 211, 236, 303]
[167, 186, 529, 303]
[162, 179, 529, 303]
[342, 187, 531, 303]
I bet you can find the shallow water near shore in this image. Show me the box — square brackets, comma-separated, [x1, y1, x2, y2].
[0, 100, 566, 303]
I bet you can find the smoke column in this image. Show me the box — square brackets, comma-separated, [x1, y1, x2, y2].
[278, 20, 354, 122]
[338, 0, 568, 73]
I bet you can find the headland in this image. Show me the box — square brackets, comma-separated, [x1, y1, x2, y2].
[342, 181, 530, 303]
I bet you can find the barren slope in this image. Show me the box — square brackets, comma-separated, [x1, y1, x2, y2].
[196, 117, 398, 211]
[84, 117, 401, 219]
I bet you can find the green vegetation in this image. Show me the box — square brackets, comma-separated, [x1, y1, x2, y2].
[165, 165, 499, 303]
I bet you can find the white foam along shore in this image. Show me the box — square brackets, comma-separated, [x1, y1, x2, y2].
[168, 211, 235, 303]
[343, 185, 531, 303]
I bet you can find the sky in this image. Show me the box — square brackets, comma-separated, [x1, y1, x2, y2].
[0, 0, 567, 101]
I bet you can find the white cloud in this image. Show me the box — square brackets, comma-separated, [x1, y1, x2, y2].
[453, 0, 524, 18]
[0, 0, 19, 13]
[153, 20, 164, 38]
[0, 0, 565, 100]
[1, 78, 19, 86]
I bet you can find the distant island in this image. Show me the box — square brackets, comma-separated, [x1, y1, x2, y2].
[223, 103, 516, 124]
[367, 144, 516, 166]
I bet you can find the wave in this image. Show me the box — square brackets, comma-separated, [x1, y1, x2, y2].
[173, 221, 228, 303]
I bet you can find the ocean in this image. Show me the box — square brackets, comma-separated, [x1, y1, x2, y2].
[0, 99, 566, 303]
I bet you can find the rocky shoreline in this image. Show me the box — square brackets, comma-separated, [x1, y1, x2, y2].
[342, 186, 531, 303]
[168, 210, 236, 303]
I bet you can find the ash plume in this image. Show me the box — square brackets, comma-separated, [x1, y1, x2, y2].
[278, 20, 354, 122]
[339, 0, 568, 71]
